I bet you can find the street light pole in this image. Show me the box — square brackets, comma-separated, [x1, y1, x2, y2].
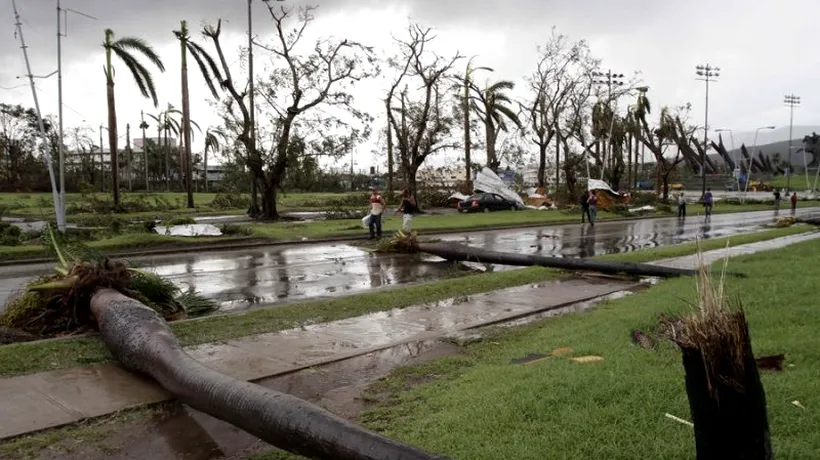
[591, 69, 625, 182]
[696, 64, 720, 199]
[784, 94, 800, 192]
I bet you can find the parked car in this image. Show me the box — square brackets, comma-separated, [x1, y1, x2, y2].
[457, 193, 517, 213]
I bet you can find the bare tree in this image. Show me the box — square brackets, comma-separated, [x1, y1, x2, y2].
[636, 105, 685, 200]
[523, 30, 594, 190]
[386, 23, 462, 199]
[203, 6, 374, 219]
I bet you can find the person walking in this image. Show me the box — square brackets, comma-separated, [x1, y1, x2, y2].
[580, 191, 593, 226]
[773, 189, 781, 211]
[703, 188, 713, 218]
[367, 187, 385, 239]
[395, 189, 417, 231]
[677, 193, 687, 219]
[588, 191, 598, 223]
[791, 192, 798, 214]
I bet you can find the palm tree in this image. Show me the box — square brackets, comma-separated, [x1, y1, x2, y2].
[203, 128, 225, 193]
[174, 20, 222, 208]
[470, 79, 522, 172]
[461, 58, 492, 187]
[103, 29, 165, 205]
[148, 107, 181, 191]
[139, 111, 149, 190]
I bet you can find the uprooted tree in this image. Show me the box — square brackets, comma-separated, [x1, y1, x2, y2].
[203, 5, 375, 219]
[386, 23, 462, 199]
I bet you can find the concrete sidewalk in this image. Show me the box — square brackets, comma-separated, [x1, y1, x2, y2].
[0, 277, 638, 440]
[1, 230, 817, 440]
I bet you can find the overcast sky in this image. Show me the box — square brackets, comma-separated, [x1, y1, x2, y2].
[2, 0, 819, 170]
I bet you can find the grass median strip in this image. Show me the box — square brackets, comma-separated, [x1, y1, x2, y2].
[350, 238, 820, 460]
[0, 224, 813, 378]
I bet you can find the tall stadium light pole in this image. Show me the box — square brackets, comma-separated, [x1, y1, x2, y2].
[591, 69, 625, 181]
[696, 64, 720, 199]
[783, 94, 800, 192]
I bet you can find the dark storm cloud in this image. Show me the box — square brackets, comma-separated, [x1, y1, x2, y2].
[2, 0, 665, 72]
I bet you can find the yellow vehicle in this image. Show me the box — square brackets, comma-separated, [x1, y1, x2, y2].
[748, 181, 774, 192]
[669, 183, 684, 191]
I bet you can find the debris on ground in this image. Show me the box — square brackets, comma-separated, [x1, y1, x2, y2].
[755, 354, 786, 371]
[570, 355, 604, 363]
[791, 400, 807, 410]
[775, 217, 796, 228]
[373, 230, 420, 253]
[510, 353, 549, 365]
[664, 412, 694, 427]
[631, 329, 658, 350]
[550, 346, 573, 357]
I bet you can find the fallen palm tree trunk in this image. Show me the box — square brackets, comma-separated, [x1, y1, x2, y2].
[663, 261, 772, 460]
[90, 288, 450, 460]
[417, 242, 698, 278]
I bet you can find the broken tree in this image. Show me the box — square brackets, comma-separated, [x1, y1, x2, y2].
[665, 263, 773, 460]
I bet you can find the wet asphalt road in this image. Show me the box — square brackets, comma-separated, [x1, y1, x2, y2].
[0, 208, 816, 314]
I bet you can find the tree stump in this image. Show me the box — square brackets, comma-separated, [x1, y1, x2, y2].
[670, 309, 773, 460]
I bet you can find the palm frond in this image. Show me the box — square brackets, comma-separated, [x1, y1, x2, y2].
[486, 80, 515, 93]
[113, 36, 165, 72]
[494, 104, 522, 129]
[176, 289, 219, 317]
[187, 41, 223, 98]
[113, 47, 159, 106]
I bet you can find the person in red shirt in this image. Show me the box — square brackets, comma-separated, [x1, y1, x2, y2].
[368, 187, 386, 239]
[791, 192, 798, 214]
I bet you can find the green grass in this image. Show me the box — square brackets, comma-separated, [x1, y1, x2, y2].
[338, 239, 820, 460]
[769, 174, 819, 191]
[0, 191, 362, 219]
[0, 266, 559, 377]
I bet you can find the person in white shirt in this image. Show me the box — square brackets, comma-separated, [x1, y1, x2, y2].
[368, 187, 385, 239]
[677, 193, 686, 219]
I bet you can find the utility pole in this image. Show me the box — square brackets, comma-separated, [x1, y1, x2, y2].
[126, 123, 132, 191]
[246, 0, 260, 216]
[784, 94, 800, 192]
[591, 69, 625, 182]
[56, 0, 96, 229]
[13, 0, 62, 230]
[99, 125, 105, 192]
[696, 63, 720, 198]
[141, 110, 149, 191]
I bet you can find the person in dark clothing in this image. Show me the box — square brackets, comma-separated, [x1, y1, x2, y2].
[703, 188, 713, 217]
[580, 191, 593, 225]
[395, 189, 417, 231]
[773, 189, 781, 211]
[791, 193, 798, 213]
[677, 193, 687, 219]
